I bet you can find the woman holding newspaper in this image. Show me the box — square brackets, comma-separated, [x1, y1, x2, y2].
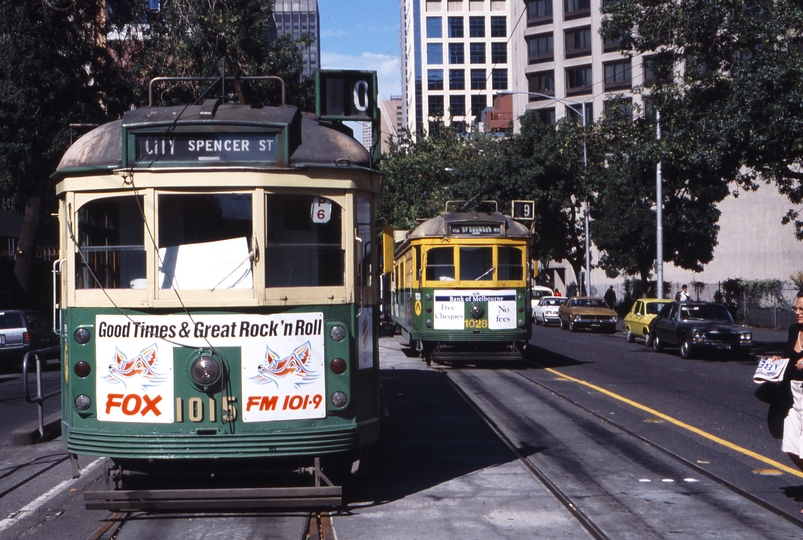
[781, 291, 803, 490]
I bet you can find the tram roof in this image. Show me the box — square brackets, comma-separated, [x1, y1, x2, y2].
[54, 103, 373, 178]
[405, 211, 531, 241]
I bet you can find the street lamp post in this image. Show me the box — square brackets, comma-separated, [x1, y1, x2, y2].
[655, 110, 664, 299]
[499, 91, 592, 296]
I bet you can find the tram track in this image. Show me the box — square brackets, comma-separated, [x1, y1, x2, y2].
[438, 360, 803, 538]
[435, 366, 611, 540]
[511, 365, 803, 531]
[85, 510, 336, 539]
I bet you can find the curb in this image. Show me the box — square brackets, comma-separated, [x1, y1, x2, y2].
[11, 412, 62, 446]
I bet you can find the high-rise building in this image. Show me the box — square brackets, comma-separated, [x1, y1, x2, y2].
[401, 0, 511, 134]
[273, 0, 321, 78]
[509, 0, 641, 130]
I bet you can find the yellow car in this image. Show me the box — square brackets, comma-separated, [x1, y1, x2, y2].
[623, 298, 671, 346]
[558, 297, 617, 332]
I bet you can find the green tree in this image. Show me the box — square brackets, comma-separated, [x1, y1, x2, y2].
[602, 0, 803, 239]
[0, 0, 311, 306]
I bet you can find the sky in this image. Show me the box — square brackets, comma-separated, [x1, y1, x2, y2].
[317, 0, 402, 100]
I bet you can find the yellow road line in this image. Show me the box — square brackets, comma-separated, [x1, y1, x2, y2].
[543, 366, 803, 479]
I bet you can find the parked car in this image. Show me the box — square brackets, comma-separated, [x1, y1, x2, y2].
[624, 298, 671, 346]
[0, 310, 59, 370]
[530, 286, 554, 318]
[649, 301, 752, 359]
[533, 296, 565, 325]
[558, 297, 618, 332]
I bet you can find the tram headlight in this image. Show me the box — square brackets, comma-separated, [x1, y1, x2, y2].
[426, 319, 432, 327]
[74, 361, 91, 378]
[329, 325, 347, 342]
[518, 319, 525, 327]
[331, 391, 348, 408]
[190, 356, 222, 387]
[471, 304, 484, 319]
[74, 328, 91, 345]
[74, 394, 91, 411]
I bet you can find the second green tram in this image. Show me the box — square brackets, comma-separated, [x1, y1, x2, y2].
[390, 207, 532, 363]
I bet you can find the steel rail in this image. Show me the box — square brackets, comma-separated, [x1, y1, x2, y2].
[514, 362, 803, 531]
[435, 367, 611, 540]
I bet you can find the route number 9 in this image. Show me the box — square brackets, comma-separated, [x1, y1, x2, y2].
[512, 200, 535, 221]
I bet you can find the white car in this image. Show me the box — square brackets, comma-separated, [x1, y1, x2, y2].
[530, 286, 553, 317]
[533, 296, 565, 325]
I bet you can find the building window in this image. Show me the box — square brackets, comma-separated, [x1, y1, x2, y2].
[449, 43, 465, 64]
[566, 103, 593, 126]
[604, 35, 621, 53]
[565, 27, 591, 58]
[428, 69, 444, 90]
[538, 108, 556, 125]
[449, 69, 465, 90]
[429, 95, 445, 116]
[490, 16, 506, 37]
[427, 43, 443, 64]
[448, 16, 464, 38]
[471, 69, 487, 90]
[469, 16, 485, 38]
[565, 0, 591, 20]
[471, 95, 487, 116]
[492, 69, 508, 90]
[604, 60, 632, 90]
[426, 17, 442, 38]
[604, 98, 633, 120]
[491, 43, 507, 64]
[470, 43, 486, 64]
[566, 65, 592, 96]
[450, 95, 466, 116]
[527, 0, 552, 26]
[528, 34, 554, 64]
[527, 71, 555, 99]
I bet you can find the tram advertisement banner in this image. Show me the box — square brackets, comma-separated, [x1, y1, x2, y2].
[94, 313, 325, 424]
[433, 290, 517, 330]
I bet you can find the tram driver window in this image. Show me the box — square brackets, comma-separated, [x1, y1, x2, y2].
[425, 247, 455, 281]
[75, 196, 145, 289]
[460, 247, 494, 281]
[157, 194, 253, 290]
[265, 195, 344, 287]
[497, 246, 524, 281]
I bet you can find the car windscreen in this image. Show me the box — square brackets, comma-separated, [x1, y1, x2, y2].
[679, 304, 733, 322]
[0, 312, 24, 329]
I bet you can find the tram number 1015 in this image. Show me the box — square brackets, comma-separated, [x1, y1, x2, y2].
[175, 396, 237, 423]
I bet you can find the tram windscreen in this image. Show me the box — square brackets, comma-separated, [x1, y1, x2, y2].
[425, 247, 455, 281]
[76, 196, 145, 289]
[158, 194, 253, 290]
[460, 247, 494, 281]
[497, 246, 524, 281]
[265, 195, 344, 287]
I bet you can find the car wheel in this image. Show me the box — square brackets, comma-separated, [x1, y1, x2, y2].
[626, 328, 635, 343]
[560, 319, 566, 330]
[653, 335, 663, 352]
[569, 320, 576, 332]
[643, 331, 652, 348]
[679, 338, 693, 359]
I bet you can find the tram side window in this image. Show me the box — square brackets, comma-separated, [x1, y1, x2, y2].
[425, 247, 455, 281]
[158, 194, 253, 290]
[76, 196, 145, 289]
[460, 247, 494, 281]
[497, 246, 524, 281]
[266, 195, 343, 287]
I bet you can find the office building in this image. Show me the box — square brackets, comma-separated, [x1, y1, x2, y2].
[273, 0, 321, 78]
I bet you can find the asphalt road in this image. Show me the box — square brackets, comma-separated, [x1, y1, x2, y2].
[1, 325, 801, 539]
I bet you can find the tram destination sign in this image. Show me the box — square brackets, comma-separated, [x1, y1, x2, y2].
[134, 133, 278, 164]
[449, 223, 503, 236]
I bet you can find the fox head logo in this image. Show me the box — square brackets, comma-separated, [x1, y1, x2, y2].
[104, 344, 167, 390]
[251, 342, 318, 388]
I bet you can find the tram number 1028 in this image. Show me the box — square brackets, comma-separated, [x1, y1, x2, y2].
[465, 319, 489, 329]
